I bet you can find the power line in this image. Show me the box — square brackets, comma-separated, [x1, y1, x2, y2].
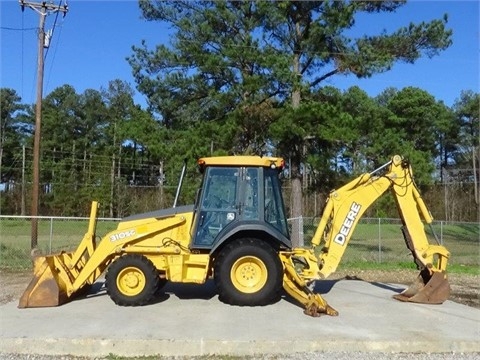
[44, 0, 65, 60]
[45, 23, 66, 91]
[0, 26, 37, 31]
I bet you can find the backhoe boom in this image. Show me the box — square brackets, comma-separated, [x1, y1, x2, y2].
[281, 155, 450, 316]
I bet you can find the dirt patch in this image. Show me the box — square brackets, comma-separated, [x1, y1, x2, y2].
[0, 270, 33, 305]
[1, 269, 478, 308]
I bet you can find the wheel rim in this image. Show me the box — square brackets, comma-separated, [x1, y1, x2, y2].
[116, 266, 146, 296]
[230, 256, 268, 293]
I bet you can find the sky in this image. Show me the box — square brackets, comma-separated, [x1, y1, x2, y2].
[1, 0, 479, 109]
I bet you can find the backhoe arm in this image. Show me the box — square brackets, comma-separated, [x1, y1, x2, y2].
[281, 155, 450, 317]
[313, 155, 449, 281]
[312, 168, 392, 278]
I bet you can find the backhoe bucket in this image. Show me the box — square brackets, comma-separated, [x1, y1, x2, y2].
[18, 254, 72, 308]
[393, 269, 450, 304]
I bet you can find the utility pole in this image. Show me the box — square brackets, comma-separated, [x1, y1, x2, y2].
[19, 0, 68, 250]
[21, 145, 26, 216]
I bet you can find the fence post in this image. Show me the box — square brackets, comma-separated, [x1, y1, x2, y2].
[299, 216, 304, 247]
[49, 217, 53, 254]
[378, 218, 382, 263]
[440, 221, 443, 245]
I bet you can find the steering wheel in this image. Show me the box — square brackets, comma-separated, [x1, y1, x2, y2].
[212, 194, 230, 208]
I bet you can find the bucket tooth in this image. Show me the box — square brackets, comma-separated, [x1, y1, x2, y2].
[393, 269, 450, 304]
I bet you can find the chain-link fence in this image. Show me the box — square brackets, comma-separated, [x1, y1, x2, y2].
[0, 216, 120, 269]
[0, 215, 478, 270]
[289, 217, 480, 267]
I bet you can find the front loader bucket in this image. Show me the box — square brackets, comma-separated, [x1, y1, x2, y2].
[393, 269, 450, 304]
[19, 201, 103, 308]
[18, 255, 71, 308]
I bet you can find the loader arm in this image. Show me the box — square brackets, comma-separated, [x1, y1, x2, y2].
[281, 155, 450, 317]
[19, 202, 188, 308]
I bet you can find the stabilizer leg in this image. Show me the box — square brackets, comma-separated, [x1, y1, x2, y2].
[280, 252, 338, 317]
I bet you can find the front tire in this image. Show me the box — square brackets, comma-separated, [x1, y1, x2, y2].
[214, 238, 283, 306]
[106, 254, 159, 306]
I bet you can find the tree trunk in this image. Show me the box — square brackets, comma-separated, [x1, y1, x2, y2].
[473, 146, 479, 221]
[159, 160, 164, 209]
[110, 153, 115, 218]
[72, 142, 77, 192]
[290, 51, 303, 247]
[21, 145, 26, 216]
[290, 164, 303, 247]
[110, 122, 117, 218]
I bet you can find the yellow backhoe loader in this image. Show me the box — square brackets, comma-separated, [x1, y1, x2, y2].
[19, 155, 450, 317]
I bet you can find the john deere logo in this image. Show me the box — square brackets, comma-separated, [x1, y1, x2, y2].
[333, 202, 361, 246]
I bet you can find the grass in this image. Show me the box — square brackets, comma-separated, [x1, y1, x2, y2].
[1, 217, 478, 270]
[0, 217, 118, 251]
[447, 263, 480, 275]
[339, 260, 479, 275]
[0, 243, 31, 269]
[0, 217, 119, 269]
[303, 219, 479, 267]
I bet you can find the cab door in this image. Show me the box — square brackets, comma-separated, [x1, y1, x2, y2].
[192, 167, 240, 247]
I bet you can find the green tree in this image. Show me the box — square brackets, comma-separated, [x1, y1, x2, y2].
[453, 90, 479, 211]
[130, 1, 452, 244]
[40, 85, 85, 214]
[382, 87, 455, 184]
[0, 88, 29, 187]
[101, 80, 137, 217]
[130, 1, 278, 150]
[434, 103, 458, 174]
[375, 88, 459, 173]
[335, 86, 394, 172]
[74, 89, 111, 213]
[0, 88, 30, 214]
[260, 1, 452, 243]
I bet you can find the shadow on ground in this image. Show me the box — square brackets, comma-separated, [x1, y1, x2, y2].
[78, 276, 405, 311]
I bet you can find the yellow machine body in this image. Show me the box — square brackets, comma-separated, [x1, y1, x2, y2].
[278, 155, 450, 315]
[19, 202, 208, 308]
[19, 155, 450, 317]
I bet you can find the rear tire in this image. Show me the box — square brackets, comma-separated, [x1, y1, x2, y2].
[106, 254, 159, 306]
[214, 238, 283, 306]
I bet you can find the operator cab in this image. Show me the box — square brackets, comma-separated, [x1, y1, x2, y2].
[192, 156, 289, 249]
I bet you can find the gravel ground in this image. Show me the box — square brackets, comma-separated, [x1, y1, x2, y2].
[0, 352, 480, 360]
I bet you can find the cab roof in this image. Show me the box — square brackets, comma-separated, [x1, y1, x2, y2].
[197, 156, 284, 169]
